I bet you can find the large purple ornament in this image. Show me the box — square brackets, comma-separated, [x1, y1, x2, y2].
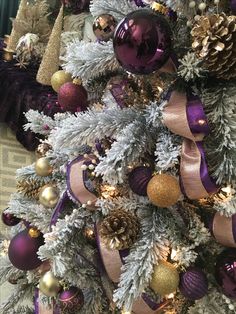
[179, 268, 208, 300]
[230, 0, 236, 14]
[113, 10, 172, 75]
[128, 166, 152, 196]
[215, 249, 236, 299]
[2, 210, 21, 226]
[59, 287, 84, 313]
[8, 229, 44, 271]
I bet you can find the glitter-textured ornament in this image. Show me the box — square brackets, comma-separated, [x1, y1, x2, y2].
[2, 210, 21, 226]
[58, 82, 88, 112]
[59, 287, 84, 313]
[128, 166, 152, 196]
[93, 14, 117, 42]
[179, 268, 208, 300]
[191, 13, 236, 80]
[17, 178, 45, 199]
[99, 209, 140, 250]
[35, 157, 53, 177]
[215, 249, 236, 299]
[39, 185, 60, 208]
[39, 271, 61, 297]
[113, 10, 172, 75]
[8, 229, 44, 271]
[51, 70, 72, 93]
[147, 174, 181, 208]
[35, 143, 52, 159]
[150, 260, 179, 296]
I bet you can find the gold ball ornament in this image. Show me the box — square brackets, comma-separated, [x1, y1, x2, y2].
[150, 261, 180, 296]
[35, 158, 53, 177]
[147, 174, 181, 208]
[51, 70, 72, 93]
[39, 185, 59, 208]
[39, 271, 61, 297]
[28, 227, 41, 238]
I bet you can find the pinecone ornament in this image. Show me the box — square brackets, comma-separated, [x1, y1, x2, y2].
[17, 179, 46, 199]
[191, 13, 236, 80]
[99, 209, 140, 250]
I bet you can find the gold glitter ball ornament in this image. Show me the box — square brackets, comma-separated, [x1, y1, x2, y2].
[28, 227, 41, 238]
[147, 174, 181, 208]
[191, 13, 236, 80]
[150, 261, 179, 296]
[51, 70, 72, 93]
[35, 157, 53, 177]
[93, 14, 117, 42]
[39, 271, 61, 297]
[39, 185, 59, 208]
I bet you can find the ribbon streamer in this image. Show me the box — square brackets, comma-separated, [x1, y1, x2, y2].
[212, 212, 236, 248]
[34, 289, 59, 314]
[163, 90, 218, 199]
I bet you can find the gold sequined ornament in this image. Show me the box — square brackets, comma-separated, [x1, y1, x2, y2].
[147, 174, 181, 208]
[39, 185, 59, 208]
[35, 157, 53, 177]
[93, 14, 117, 42]
[39, 271, 61, 297]
[99, 209, 140, 250]
[51, 70, 72, 93]
[150, 261, 179, 296]
[191, 13, 236, 80]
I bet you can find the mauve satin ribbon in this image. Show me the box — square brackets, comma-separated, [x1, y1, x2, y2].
[213, 213, 236, 248]
[35, 289, 59, 314]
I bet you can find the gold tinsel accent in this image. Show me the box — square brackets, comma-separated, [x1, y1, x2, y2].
[191, 13, 236, 80]
[17, 178, 46, 199]
[36, 5, 64, 85]
[99, 209, 140, 250]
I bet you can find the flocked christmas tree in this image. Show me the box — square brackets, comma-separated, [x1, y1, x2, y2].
[1, 0, 236, 313]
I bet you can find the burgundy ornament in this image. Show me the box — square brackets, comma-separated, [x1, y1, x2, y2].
[58, 82, 88, 113]
[179, 268, 208, 300]
[113, 10, 172, 75]
[128, 166, 152, 196]
[230, 0, 236, 14]
[2, 210, 21, 226]
[59, 287, 84, 313]
[215, 249, 236, 299]
[8, 229, 44, 271]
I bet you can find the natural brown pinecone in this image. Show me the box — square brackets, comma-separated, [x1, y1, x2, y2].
[99, 209, 140, 250]
[17, 178, 46, 199]
[191, 13, 236, 80]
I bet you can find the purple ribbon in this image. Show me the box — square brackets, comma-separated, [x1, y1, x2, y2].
[34, 289, 39, 314]
[50, 192, 69, 228]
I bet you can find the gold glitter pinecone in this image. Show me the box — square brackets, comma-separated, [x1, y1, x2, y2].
[191, 13, 236, 80]
[100, 209, 140, 250]
[17, 178, 46, 199]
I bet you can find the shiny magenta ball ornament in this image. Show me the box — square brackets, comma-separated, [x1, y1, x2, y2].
[2, 209, 21, 226]
[58, 82, 88, 113]
[8, 229, 44, 271]
[59, 287, 84, 313]
[215, 249, 236, 299]
[113, 10, 172, 75]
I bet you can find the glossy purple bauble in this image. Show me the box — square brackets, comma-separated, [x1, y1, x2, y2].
[59, 287, 84, 313]
[215, 249, 236, 299]
[2, 210, 21, 226]
[8, 229, 44, 271]
[128, 166, 152, 196]
[230, 0, 236, 14]
[132, 0, 146, 7]
[113, 10, 172, 75]
[58, 82, 88, 113]
[179, 268, 208, 300]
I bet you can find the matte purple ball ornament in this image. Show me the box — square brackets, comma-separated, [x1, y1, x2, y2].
[2, 209, 21, 226]
[215, 249, 236, 299]
[128, 166, 153, 196]
[230, 0, 236, 14]
[8, 229, 44, 271]
[179, 268, 208, 300]
[59, 287, 84, 313]
[113, 10, 172, 75]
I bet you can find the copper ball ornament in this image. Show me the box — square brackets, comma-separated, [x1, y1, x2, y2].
[93, 14, 117, 42]
[39, 185, 60, 208]
[147, 174, 181, 208]
[35, 157, 53, 177]
[150, 260, 179, 296]
[59, 286, 84, 313]
[51, 70, 72, 93]
[39, 271, 61, 297]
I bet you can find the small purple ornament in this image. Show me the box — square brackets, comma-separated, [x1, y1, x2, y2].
[128, 166, 152, 196]
[113, 10, 172, 75]
[215, 249, 236, 299]
[59, 287, 84, 313]
[179, 268, 208, 300]
[8, 229, 44, 271]
[230, 0, 236, 14]
[2, 210, 21, 227]
[62, 0, 90, 14]
[132, 0, 146, 7]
